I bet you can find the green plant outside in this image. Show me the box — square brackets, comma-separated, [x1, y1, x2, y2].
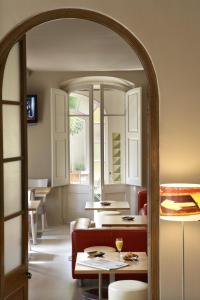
[74, 162, 85, 171]
[70, 117, 83, 135]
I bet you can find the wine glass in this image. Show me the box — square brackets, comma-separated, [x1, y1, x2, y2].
[115, 237, 123, 256]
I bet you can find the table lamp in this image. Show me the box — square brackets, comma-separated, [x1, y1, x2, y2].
[160, 183, 200, 300]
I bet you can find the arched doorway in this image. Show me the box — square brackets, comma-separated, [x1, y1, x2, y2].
[0, 8, 159, 300]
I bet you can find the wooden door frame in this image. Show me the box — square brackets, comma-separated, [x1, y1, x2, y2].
[0, 8, 160, 300]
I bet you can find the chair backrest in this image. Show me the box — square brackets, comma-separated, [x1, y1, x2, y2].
[28, 178, 48, 188]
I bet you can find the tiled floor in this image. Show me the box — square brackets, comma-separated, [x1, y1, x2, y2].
[28, 225, 87, 300]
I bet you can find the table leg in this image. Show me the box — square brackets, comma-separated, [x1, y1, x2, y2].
[82, 273, 106, 300]
[109, 273, 115, 283]
[98, 273, 102, 300]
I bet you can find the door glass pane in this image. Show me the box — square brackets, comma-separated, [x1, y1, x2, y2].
[69, 116, 89, 184]
[93, 90, 100, 112]
[104, 88, 125, 115]
[4, 216, 22, 274]
[69, 91, 89, 115]
[3, 105, 21, 158]
[4, 161, 21, 217]
[94, 125, 101, 186]
[93, 90, 101, 201]
[104, 116, 125, 184]
[69, 90, 89, 185]
[2, 43, 20, 101]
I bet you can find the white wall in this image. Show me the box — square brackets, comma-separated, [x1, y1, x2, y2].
[1, 1, 200, 299]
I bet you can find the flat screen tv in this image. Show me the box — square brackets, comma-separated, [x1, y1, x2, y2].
[27, 95, 38, 123]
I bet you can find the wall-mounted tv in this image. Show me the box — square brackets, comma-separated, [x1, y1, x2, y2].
[27, 95, 38, 123]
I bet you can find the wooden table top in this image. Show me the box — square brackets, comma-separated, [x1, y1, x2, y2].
[75, 252, 147, 274]
[29, 187, 51, 196]
[98, 215, 147, 227]
[28, 200, 41, 212]
[31, 187, 51, 195]
[85, 200, 130, 211]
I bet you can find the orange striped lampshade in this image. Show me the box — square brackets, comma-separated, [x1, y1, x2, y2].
[160, 183, 200, 221]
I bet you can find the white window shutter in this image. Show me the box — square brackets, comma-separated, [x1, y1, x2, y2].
[50, 88, 69, 187]
[126, 87, 142, 186]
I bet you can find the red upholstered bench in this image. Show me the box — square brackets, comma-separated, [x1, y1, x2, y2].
[72, 228, 147, 282]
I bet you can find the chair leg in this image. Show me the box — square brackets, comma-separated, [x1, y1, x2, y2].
[41, 212, 48, 232]
[30, 212, 37, 245]
[44, 211, 48, 228]
[41, 196, 47, 232]
[41, 214, 45, 232]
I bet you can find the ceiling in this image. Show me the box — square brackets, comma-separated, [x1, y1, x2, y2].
[26, 19, 143, 72]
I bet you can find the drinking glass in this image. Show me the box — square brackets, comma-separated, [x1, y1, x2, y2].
[115, 237, 123, 255]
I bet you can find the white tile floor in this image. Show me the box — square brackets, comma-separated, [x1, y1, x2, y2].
[29, 225, 83, 300]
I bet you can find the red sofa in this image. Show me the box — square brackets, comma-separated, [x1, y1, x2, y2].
[138, 189, 147, 215]
[72, 228, 147, 282]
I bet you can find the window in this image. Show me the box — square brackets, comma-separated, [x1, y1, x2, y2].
[51, 77, 142, 193]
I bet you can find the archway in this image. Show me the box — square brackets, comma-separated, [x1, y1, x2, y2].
[0, 8, 159, 300]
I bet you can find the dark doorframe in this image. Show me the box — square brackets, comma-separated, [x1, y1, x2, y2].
[0, 8, 159, 300]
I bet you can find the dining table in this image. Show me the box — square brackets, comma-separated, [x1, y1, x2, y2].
[97, 214, 147, 228]
[75, 251, 147, 300]
[31, 186, 51, 198]
[85, 200, 131, 228]
[85, 200, 130, 211]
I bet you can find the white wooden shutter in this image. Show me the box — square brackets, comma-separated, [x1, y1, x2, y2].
[126, 87, 142, 186]
[50, 88, 69, 187]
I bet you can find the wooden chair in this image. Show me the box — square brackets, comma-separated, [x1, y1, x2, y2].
[28, 178, 48, 232]
[28, 189, 38, 246]
[28, 190, 32, 249]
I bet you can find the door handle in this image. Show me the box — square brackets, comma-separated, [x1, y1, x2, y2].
[26, 271, 32, 279]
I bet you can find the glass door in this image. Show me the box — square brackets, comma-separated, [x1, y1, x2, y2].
[68, 89, 90, 185]
[68, 87, 94, 202]
[100, 85, 126, 201]
[0, 37, 28, 300]
[67, 83, 136, 202]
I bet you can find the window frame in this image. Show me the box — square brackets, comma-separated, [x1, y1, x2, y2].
[66, 80, 140, 200]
